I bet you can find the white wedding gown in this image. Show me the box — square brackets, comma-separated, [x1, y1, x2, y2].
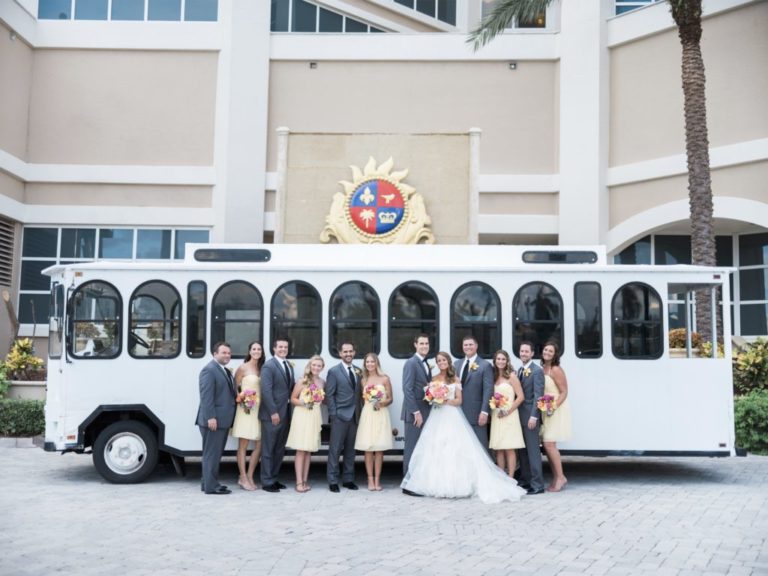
[401, 383, 526, 504]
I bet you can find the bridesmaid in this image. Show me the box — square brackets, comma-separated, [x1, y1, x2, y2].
[354, 353, 393, 491]
[231, 341, 264, 491]
[286, 355, 325, 493]
[540, 341, 572, 492]
[488, 350, 525, 478]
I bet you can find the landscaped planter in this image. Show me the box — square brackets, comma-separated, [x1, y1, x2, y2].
[7, 381, 47, 401]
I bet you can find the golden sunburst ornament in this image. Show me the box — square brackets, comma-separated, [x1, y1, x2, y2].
[320, 157, 434, 244]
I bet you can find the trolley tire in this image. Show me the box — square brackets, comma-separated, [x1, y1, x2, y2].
[92, 420, 159, 484]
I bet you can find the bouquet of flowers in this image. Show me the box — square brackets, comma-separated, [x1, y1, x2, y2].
[236, 388, 259, 415]
[424, 380, 449, 409]
[537, 394, 557, 417]
[363, 383, 386, 411]
[489, 390, 512, 414]
[300, 382, 325, 410]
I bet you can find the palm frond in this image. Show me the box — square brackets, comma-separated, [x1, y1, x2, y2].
[467, 0, 553, 51]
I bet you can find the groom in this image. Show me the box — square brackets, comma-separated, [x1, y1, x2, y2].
[401, 333, 432, 491]
[517, 340, 545, 495]
[455, 335, 493, 447]
[326, 340, 361, 492]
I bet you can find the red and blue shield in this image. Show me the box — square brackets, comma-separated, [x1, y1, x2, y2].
[348, 179, 405, 236]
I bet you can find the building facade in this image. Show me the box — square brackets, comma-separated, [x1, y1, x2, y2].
[0, 0, 767, 350]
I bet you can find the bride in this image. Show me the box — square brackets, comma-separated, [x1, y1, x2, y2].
[401, 351, 526, 504]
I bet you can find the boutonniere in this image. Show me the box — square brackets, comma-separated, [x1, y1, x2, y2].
[289, 361, 295, 368]
[470, 362, 479, 372]
[427, 363, 435, 372]
[523, 367, 531, 378]
[354, 368, 362, 377]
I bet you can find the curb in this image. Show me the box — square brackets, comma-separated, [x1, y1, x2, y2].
[0, 436, 42, 449]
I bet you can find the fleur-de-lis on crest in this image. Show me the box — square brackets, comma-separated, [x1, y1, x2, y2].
[360, 187, 375, 205]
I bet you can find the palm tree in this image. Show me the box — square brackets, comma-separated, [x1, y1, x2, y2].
[469, 0, 717, 345]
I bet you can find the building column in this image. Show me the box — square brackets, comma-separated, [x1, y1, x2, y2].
[468, 127, 482, 244]
[557, 1, 610, 245]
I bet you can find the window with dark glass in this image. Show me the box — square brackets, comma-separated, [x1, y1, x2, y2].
[175, 229, 209, 259]
[574, 282, 602, 358]
[271, 281, 321, 358]
[187, 281, 207, 358]
[450, 282, 500, 358]
[61, 228, 96, 259]
[137, 229, 172, 259]
[389, 282, 438, 358]
[319, 7, 343, 32]
[513, 282, 563, 356]
[612, 283, 663, 359]
[613, 235, 651, 264]
[148, 0, 181, 20]
[329, 282, 379, 358]
[345, 17, 367, 32]
[291, 0, 316, 31]
[655, 235, 691, 265]
[39, 0, 72, 19]
[185, 0, 217, 21]
[111, 0, 144, 20]
[129, 281, 180, 359]
[99, 228, 134, 259]
[271, 0, 289, 31]
[69, 280, 122, 359]
[211, 281, 262, 357]
[75, 0, 108, 20]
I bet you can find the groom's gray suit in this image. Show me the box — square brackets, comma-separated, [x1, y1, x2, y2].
[326, 362, 362, 485]
[454, 355, 493, 447]
[517, 361, 545, 492]
[196, 359, 236, 493]
[259, 356, 294, 487]
[401, 353, 432, 475]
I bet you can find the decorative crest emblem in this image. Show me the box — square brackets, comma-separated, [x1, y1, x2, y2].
[320, 157, 434, 244]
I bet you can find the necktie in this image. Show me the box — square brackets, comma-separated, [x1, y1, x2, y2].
[283, 360, 292, 385]
[461, 360, 470, 385]
[223, 367, 235, 396]
[348, 366, 356, 388]
[517, 366, 524, 380]
[423, 358, 430, 378]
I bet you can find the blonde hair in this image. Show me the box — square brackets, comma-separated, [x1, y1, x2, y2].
[361, 352, 386, 385]
[301, 355, 325, 386]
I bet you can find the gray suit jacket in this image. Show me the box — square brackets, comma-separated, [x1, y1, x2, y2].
[326, 362, 361, 423]
[195, 359, 236, 429]
[517, 362, 545, 421]
[259, 357, 293, 422]
[401, 354, 431, 423]
[455, 356, 493, 425]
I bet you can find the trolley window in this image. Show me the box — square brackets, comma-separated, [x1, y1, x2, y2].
[48, 282, 64, 359]
[574, 282, 602, 358]
[187, 281, 207, 358]
[329, 281, 379, 358]
[612, 282, 663, 359]
[211, 281, 263, 357]
[512, 282, 563, 357]
[451, 282, 500, 358]
[271, 281, 322, 358]
[69, 280, 122, 359]
[389, 281, 439, 358]
[129, 280, 181, 359]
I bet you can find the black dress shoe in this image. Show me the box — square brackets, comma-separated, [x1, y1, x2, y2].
[402, 488, 423, 497]
[275, 481, 287, 490]
[206, 486, 231, 495]
[342, 482, 359, 491]
[262, 484, 280, 493]
[526, 488, 545, 495]
[519, 484, 532, 492]
[329, 484, 340, 493]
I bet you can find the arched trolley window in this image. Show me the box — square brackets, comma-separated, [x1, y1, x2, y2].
[389, 281, 439, 358]
[451, 282, 500, 358]
[211, 281, 263, 358]
[513, 282, 564, 357]
[69, 280, 122, 359]
[271, 281, 322, 358]
[129, 280, 181, 359]
[612, 282, 663, 359]
[329, 281, 379, 358]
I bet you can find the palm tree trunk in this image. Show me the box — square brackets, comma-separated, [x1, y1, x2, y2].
[671, 0, 716, 344]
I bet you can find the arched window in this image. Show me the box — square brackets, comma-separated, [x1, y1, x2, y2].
[129, 280, 181, 359]
[211, 281, 263, 357]
[271, 281, 322, 358]
[69, 280, 121, 359]
[513, 282, 563, 356]
[450, 282, 500, 358]
[329, 281, 379, 358]
[389, 281, 439, 358]
[612, 282, 663, 359]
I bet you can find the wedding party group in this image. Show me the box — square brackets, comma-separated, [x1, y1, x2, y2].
[195, 333, 572, 503]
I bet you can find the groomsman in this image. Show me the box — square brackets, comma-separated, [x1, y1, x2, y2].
[259, 336, 294, 493]
[401, 333, 432, 493]
[196, 342, 236, 495]
[326, 341, 361, 492]
[454, 335, 493, 447]
[517, 341, 545, 495]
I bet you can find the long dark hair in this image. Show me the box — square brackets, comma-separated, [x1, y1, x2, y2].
[540, 341, 561, 367]
[435, 351, 457, 383]
[492, 349, 512, 380]
[244, 341, 266, 372]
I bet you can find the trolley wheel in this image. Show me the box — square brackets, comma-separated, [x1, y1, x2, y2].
[93, 421, 159, 484]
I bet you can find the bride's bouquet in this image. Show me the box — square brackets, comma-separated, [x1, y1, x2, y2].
[489, 390, 512, 415]
[363, 383, 386, 411]
[236, 388, 259, 415]
[300, 382, 325, 410]
[424, 380, 449, 409]
[536, 394, 557, 417]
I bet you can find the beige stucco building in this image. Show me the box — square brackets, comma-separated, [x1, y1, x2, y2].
[0, 0, 767, 350]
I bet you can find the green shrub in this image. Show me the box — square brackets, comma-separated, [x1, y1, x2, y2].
[698, 341, 725, 358]
[0, 399, 45, 437]
[0, 365, 8, 399]
[734, 390, 768, 455]
[668, 328, 701, 349]
[733, 338, 768, 395]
